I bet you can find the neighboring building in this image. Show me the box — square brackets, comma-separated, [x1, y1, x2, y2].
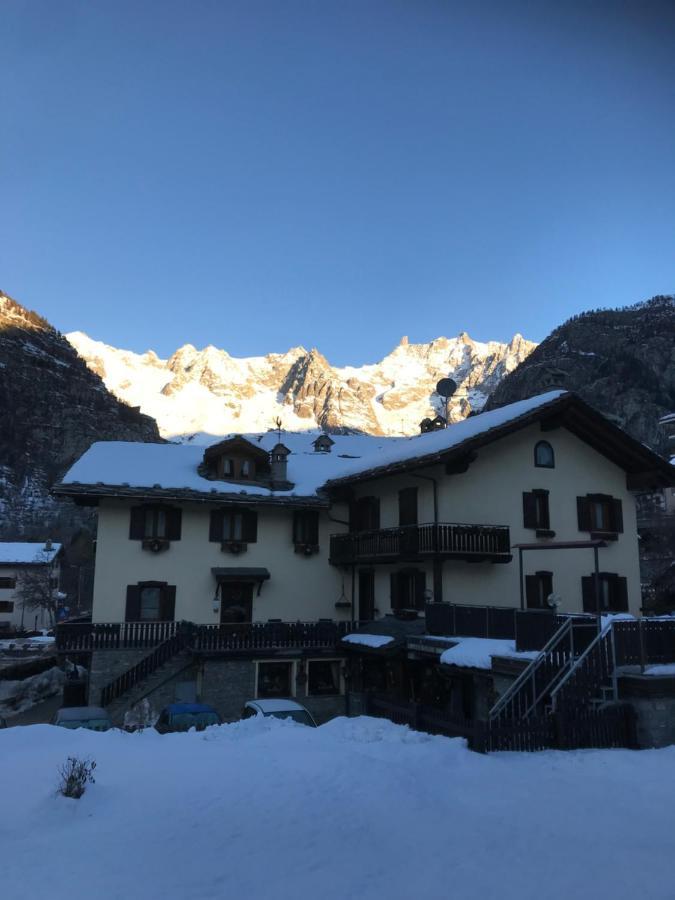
[0, 541, 62, 631]
[52, 391, 674, 722]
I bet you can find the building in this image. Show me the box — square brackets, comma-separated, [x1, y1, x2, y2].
[52, 390, 674, 723]
[0, 541, 62, 632]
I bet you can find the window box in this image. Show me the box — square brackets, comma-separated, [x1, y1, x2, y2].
[141, 538, 170, 554]
[221, 540, 247, 555]
[294, 542, 320, 556]
[535, 528, 556, 539]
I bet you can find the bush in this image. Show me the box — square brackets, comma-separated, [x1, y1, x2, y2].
[57, 757, 96, 799]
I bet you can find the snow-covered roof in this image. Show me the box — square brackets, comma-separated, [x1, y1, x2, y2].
[341, 633, 396, 649]
[0, 542, 61, 566]
[54, 389, 674, 504]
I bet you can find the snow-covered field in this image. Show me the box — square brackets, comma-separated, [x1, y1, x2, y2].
[2, 716, 673, 900]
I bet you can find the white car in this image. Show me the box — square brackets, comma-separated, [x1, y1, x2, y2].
[241, 698, 317, 727]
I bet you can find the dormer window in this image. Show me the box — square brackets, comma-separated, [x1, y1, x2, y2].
[202, 436, 271, 485]
[223, 458, 234, 477]
[312, 434, 335, 453]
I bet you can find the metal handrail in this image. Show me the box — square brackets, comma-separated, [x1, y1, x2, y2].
[548, 621, 616, 713]
[489, 619, 574, 722]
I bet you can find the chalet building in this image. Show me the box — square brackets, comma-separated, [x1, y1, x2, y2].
[52, 391, 674, 724]
[0, 541, 62, 632]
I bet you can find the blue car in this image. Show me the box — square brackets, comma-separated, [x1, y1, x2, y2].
[155, 703, 222, 733]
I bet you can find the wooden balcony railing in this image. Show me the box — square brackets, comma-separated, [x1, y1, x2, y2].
[56, 619, 361, 654]
[329, 523, 511, 566]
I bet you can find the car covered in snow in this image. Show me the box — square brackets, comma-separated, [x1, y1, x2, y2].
[154, 702, 222, 733]
[241, 699, 317, 726]
[53, 706, 113, 731]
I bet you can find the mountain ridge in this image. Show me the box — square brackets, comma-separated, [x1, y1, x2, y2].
[66, 330, 536, 439]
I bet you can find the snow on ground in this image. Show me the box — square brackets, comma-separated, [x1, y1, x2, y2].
[2, 716, 674, 900]
[0, 665, 63, 717]
[644, 664, 675, 676]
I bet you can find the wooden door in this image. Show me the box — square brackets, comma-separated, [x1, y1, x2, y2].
[220, 582, 253, 623]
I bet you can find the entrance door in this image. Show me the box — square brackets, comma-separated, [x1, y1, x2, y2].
[220, 582, 253, 623]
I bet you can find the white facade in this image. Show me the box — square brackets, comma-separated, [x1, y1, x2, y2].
[0, 543, 62, 631]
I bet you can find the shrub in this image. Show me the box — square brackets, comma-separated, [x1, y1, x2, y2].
[57, 757, 96, 799]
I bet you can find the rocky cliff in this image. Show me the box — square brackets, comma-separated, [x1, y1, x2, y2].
[66, 330, 536, 439]
[0, 292, 160, 537]
[486, 296, 675, 453]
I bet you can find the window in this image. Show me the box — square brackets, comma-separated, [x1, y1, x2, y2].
[351, 496, 380, 532]
[359, 570, 375, 622]
[223, 458, 234, 476]
[209, 509, 258, 543]
[125, 582, 176, 622]
[307, 660, 340, 696]
[398, 487, 418, 527]
[129, 505, 182, 541]
[390, 569, 425, 612]
[525, 571, 553, 609]
[522, 490, 550, 531]
[534, 441, 555, 468]
[257, 661, 293, 698]
[0, 601, 14, 613]
[0, 577, 16, 590]
[293, 510, 319, 548]
[582, 574, 628, 613]
[241, 460, 252, 479]
[577, 495, 623, 537]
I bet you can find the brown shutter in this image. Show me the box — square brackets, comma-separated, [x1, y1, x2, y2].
[161, 585, 176, 621]
[615, 576, 629, 612]
[537, 571, 553, 603]
[129, 507, 146, 540]
[209, 510, 225, 542]
[390, 572, 401, 611]
[581, 576, 595, 613]
[166, 507, 182, 541]
[372, 498, 381, 530]
[525, 575, 539, 609]
[577, 497, 592, 532]
[348, 500, 357, 533]
[611, 499, 624, 533]
[292, 511, 301, 544]
[125, 585, 141, 621]
[398, 488, 418, 527]
[523, 492, 538, 529]
[414, 570, 426, 610]
[306, 511, 319, 545]
[242, 509, 258, 543]
[536, 491, 550, 530]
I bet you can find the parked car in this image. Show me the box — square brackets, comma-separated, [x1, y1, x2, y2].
[154, 703, 222, 733]
[241, 699, 317, 727]
[53, 706, 113, 731]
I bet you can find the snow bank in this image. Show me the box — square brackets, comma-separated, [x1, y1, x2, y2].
[0, 665, 64, 717]
[2, 716, 674, 900]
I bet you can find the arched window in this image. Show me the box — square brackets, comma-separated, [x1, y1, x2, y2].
[534, 440, 555, 469]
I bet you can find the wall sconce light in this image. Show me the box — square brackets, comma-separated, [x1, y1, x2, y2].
[212, 594, 221, 614]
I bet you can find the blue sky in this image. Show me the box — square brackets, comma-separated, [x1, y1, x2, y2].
[2, 1, 674, 365]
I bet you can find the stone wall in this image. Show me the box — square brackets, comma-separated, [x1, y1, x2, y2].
[88, 649, 150, 706]
[619, 674, 675, 748]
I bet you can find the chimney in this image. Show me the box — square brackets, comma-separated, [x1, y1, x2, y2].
[44, 539, 53, 552]
[270, 443, 291, 488]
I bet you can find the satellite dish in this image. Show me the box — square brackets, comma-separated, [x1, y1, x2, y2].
[546, 592, 563, 609]
[436, 378, 457, 398]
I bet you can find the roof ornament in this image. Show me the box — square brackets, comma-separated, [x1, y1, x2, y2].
[274, 416, 283, 443]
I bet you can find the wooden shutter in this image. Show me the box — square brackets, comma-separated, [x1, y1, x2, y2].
[129, 507, 146, 540]
[414, 570, 426, 610]
[292, 510, 302, 544]
[522, 492, 538, 529]
[581, 576, 595, 613]
[372, 497, 381, 530]
[166, 507, 182, 541]
[611, 499, 624, 533]
[390, 572, 401, 611]
[614, 576, 629, 611]
[161, 585, 176, 621]
[398, 488, 418, 527]
[577, 497, 592, 532]
[305, 511, 319, 545]
[242, 509, 258, 543]
[348, 500, 357, 534]
[536, 491, 550, 529]
[209, 509, 225, 542]
[525, 575, 539, 609]
[537, 571, 553, 603]
[125, 585, 141, 621]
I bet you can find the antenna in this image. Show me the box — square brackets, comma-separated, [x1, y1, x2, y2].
[435, 378, 457, 428]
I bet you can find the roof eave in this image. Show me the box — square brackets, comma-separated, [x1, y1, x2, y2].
[51, 483, 329, 508]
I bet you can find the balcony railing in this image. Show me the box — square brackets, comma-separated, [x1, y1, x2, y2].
[56, 619, 361, 654]
[329, 523, 511, 566]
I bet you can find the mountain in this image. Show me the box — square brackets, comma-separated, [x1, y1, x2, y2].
[0, 292, 160, 537]
[66, 331, 536, 439]
[486, 296, 675, 454]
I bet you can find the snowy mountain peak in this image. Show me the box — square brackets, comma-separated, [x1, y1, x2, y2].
[66, 330, 536, 440]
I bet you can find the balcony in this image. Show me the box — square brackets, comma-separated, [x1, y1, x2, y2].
[329, 523, 512, 566]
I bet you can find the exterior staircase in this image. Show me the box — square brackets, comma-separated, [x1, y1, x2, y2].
[104, 651, 194, 724]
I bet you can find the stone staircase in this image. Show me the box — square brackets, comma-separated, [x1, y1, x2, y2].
[105, 650, 194, 724]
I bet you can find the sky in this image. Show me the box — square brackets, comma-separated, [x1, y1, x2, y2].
[2, 1, 674, 366]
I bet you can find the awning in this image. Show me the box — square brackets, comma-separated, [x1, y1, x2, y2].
[211, 567, 271, 595]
